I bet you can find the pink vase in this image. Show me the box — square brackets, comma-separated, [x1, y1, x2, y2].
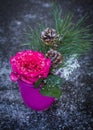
[17, 80, 55, 111]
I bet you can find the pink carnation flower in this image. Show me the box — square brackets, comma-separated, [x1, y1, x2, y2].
[10, 50, 51, 84]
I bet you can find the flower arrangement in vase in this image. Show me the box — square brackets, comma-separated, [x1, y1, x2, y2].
[10, 5, 92, 111]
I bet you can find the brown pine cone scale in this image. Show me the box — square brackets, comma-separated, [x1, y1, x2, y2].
[41, 28, 59, 45]
[46, 49, 62, 68]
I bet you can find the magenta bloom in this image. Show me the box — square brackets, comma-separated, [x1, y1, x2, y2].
[10, 50, 51, 84]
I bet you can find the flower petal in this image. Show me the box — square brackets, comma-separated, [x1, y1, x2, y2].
[10, 72, 19, 82]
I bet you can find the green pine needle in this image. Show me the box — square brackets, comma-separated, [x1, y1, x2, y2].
[24, 25, 50, 54]
[52, 6, 92, 59]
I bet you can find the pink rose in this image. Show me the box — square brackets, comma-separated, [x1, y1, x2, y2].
[10, 50, 51, 84]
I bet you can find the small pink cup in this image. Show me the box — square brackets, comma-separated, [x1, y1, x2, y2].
[17, 80, 55, 111]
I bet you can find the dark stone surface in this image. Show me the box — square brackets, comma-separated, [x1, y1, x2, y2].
[0, 0, 93, 130]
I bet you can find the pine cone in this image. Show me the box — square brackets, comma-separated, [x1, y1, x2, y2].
[46, 49, 62, 68]
[41, 28, 59, 45]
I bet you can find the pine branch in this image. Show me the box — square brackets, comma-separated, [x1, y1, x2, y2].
[52, 6, 93, 59]
[24, 25, 50, 54]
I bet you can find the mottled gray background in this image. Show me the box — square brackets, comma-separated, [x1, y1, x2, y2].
[0, 0, 93, 130]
